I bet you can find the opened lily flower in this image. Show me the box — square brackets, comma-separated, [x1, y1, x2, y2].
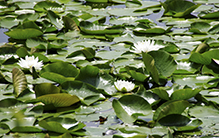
[18, 55, 43, 71]
[114, 80, 135, 92]
[131, 40, 164, 54]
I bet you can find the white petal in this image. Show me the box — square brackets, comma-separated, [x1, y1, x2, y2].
[131, 40, 164, 54]
[17, 56, 43, 71]
[114, 80, 135, 92]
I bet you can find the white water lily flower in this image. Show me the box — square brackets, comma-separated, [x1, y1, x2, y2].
[18, 55, 43, 71]
[131, 40, 164, 54]
[114, 80, 135, 92]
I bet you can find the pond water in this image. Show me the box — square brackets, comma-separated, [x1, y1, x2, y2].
[0, 28, 8, 43]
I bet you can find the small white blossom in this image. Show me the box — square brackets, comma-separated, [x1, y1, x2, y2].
[114, 80, 135, 92]
[131, 40, 164, 54]
[17, 55, 43, 72]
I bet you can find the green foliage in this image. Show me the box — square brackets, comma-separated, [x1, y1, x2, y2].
[0, 0, 219, 137]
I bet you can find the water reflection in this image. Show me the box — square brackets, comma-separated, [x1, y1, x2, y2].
[0, 28, 8, 43]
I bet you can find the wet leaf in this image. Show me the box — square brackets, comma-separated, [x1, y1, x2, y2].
[153, 100, 189, 121]
[61, 80, 104, 105]
[76, 65, 99, 87]
[112, 95, 152, 124]
[170, 88, 201, 100]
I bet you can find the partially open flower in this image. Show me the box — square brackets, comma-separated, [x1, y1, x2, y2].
[18, 55, 43, 72]
[114, 80, 135, 92]
[131, 40, 164, 54]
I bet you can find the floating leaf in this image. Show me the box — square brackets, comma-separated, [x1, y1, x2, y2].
[126, 67, 148, 82]
[12, 68, 27, 97]
[0, 17, 19, 29]
[11, 126, 42, 133]
[63, 16, 80, 31]
[112, 95, 152, 124]
[40, 62, 79, 84]
[149, 50, 177, 77]
[80, 21, 122, 35]
[39, 120, 67, 133]
[189, 49, 219, 65]
[37, 93, 80, 107]
[5, 29, 43, 40]
[153, 100, 189, 121]
[40, 72, 75, 84]
[189, 22, 211, 34]
[170, 88, 201, 100]
[199, 11, 219, 19]
[85, 0, 108, 3]
[175, 119, 202, 131]
[142, 52, 159, 83]
[67, 47, 95, 60]
[76, 65, 99, 87]
[162, 0, 201, 17]
[61, 80, 103, 105]
[152, 88, 169, 100]
[34, 1, 63, 12]
[34, 83, 60, 98]
[158, 114, 191, 126]
[47, 10, 63, 29]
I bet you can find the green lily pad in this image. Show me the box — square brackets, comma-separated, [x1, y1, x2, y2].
[80, 21, 122, 35]
[142, 52, 159, 83]
[149, 50, 177, 77]
[199, 11, 219, 19]
[39, 120, 68, 133]
[40, 62, 79, 84]
[61, 80, 104, 105]
[152, 88, 169, 100]
[162, 0, 201, 17]
[189, 22, 211, 34]
[34, 83, 60, 98]
[75, 65, 99, 87]
[5, 29, 43, 40]
[170, 88, 201, 100]
[11, 126, 42, 133]
[112, 94, 152, 124]
[0, 17, 19, 29]
[37, 93, 80, 107]
[34, 1, 64, 12]
[153, 100, 190, 121]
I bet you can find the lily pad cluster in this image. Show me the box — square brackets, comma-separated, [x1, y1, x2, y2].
[0, 0, 219, 137]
